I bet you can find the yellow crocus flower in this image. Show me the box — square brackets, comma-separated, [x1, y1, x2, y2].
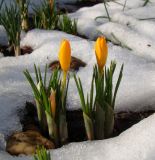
[95, 37, 108, 72]
[58, 39, 71, 73]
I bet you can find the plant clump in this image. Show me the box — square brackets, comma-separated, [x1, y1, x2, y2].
[0, 0, 77, 57]
[74, 37, 123, 140]
[0, 2, 21, 56]
[33, 0, 77, 34]
[33, 0, 59, 30]
[24, 39, 71, 147]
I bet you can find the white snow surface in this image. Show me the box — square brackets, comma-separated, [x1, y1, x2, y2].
[69, 0, 155, 60]
[0, 0, 155, 159]
[0, 53, 3, 58]
[0, 28, 155, 159]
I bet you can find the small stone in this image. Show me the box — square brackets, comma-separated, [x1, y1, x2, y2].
[6, 130, 55, 156]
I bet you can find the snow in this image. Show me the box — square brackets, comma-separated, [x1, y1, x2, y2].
[1, 29, 155, 160]
[125, 6, 155, 20]
[111, 12, 155, 38]
[97, 21, 155, 60]
[0, 0, 155, 159]
[69, 1, 155, 61]
[51, 113, 155, 160]
[19, 29, 155, 113]
[0, 53, 3, 58]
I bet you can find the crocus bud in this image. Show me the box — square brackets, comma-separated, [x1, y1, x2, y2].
[50, 89, 56, 119]
[95, 37, 108, 71]
[37, 81, 41, 93]
[58, 39, 71, 72]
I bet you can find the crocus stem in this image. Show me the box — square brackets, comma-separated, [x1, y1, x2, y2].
[61, 71, 67, 111]
[59, 71, 68, 144]
[98, 66, 104, 79]
[62, 71, 67, 90]
[99, 67, 103, 76]
[14, 45, 21, 56]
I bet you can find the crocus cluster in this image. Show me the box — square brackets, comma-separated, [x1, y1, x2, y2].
[24, 40, 71, 147]
[24, 36, 123, 147]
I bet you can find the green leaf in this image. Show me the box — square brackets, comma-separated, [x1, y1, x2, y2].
[104, 103, 114, 138]
[143, 0, 150, 6]
[23, 70, 40, 100]
[112, 64, 124, 108]
[74, 74, 86, 112]
[83, 112, 94, 140]
[34, 64, 39, 84]
[34, 146, 51, 160]
[45, 111, 58, 145]
[94, 102, 105, 140]
[44, 64, 48, 87]
[59, 111, 68, 144]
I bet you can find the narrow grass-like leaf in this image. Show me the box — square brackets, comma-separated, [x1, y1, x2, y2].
[34, 64, 39, 84]
[34, 146, 51, 160]
[112, 64, 124, 108]
[74, 74, 86, 112]
[83, 112, 94, 140]
[44, 64, 48, 87]
[122, 0, 127, 11]
[102, 0, 111, 21]
[143, 0, 150, 6]
[23, 70, 40, 100]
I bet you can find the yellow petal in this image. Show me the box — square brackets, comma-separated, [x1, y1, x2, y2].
[58, 39, 71, 72]
[95, 37, 108, 71]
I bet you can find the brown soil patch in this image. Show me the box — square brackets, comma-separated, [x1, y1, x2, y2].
[49, 56, 87, 71]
